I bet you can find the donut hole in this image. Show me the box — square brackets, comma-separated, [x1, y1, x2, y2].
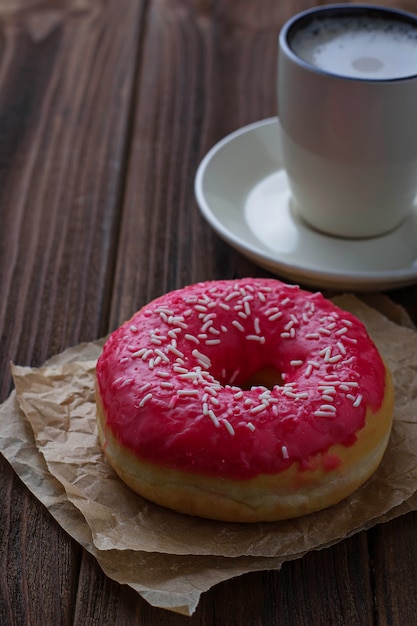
[240, 366, 284, 390]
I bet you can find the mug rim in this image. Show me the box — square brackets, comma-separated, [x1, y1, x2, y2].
[279, 3, 417, 83]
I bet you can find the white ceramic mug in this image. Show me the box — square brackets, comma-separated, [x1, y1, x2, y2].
[278, 4, 417, 239]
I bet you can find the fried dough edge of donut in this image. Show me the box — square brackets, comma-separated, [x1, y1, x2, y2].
[94, 368, 394, 523]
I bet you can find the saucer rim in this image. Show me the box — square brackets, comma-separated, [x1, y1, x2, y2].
[194, 117, 417, 291]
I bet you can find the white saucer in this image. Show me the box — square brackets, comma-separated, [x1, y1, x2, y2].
[194, 117, 417, 291]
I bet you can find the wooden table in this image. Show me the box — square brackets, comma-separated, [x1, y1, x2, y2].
[1, 1, 417, 623]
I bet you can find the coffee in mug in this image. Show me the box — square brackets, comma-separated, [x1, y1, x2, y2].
[278, 4, 417, 239]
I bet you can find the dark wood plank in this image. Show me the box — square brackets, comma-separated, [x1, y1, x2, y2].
[370, 513, 417, 625]
[0, 1, 147, 624]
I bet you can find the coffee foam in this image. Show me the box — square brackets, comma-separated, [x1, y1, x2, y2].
[290, 15, 417, 80]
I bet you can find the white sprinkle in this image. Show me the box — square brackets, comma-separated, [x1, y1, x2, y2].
[246, 422, 256, 431]
[281, 297, 290, 305]
[151, 336, 163, 345]
[328, 354, 343, 364]
[353, 394, 363, 407]
[318, 327, 331, 336]
[246, 334, 265, 343]
[195, 304, 207, 313]
[130, 324, 138, 333]
[238, 311, 248, 320]
[305, 333, 319, 340]
[341, 335, 358, 344]
[205, 339, 221, 345]
[234, 390, 244, 399]
[232, 320, 245, 332]
[265, 307, 279, 316]
[281, 445, 289, 459]
[142, 349, 153, 360]
[209, 327, 221, 335]
[250, 404, 267, 414]
[314, 410, 335, 418]
[337, 341, 347, 355]
[335, 327, 348, 336]
[177, 389, 199, 397]
[244, 398, 253, 407]
[168, 345, 184, 358]
[185, 333, 200, 344]
[319, 347, 332, 362]
[223, 419, 235, 436]
[320, 404, 337, 413]
[346, 393, 356, 401]
[121, 378, 133, 387]
[208, 409, 220, 427]
[156, 370, 170, 378]
[341, 318, 353, 327]
[268, 311, 283, 321]
[179, 372, 199, 380]
[139, 393, 153, 407]
[229, 368, 240, 384]
[259, 390, 271, 400]
[161, 381, 174, 389]
[283, 391, 301, 399]
[131, 348, 147, 358]
[254, 317, 261, 334]
[281, 332, 291, 339]
[154, 348, 169, 362]
[225, 290, 240, 301]
[210, 396, 220, 406]
[203, 402, 209, 415]
[321, 394, 334, 403]
[154, 307, 174, 315]
[173, 365, 188, 374]
[290, 359, 303, 367]
[258, 292, 266, 302]
[218, 301, 230, 310]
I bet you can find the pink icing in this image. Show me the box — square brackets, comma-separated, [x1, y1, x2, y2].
[96, 279, 386, 480]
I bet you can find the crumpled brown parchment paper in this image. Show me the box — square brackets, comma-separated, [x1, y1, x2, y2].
[1, 295, 417, 615]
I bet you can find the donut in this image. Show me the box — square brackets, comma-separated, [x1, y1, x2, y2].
[95, 278, 394, 522]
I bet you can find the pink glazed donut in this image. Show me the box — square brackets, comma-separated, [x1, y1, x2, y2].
[95, 278, 394, 522]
